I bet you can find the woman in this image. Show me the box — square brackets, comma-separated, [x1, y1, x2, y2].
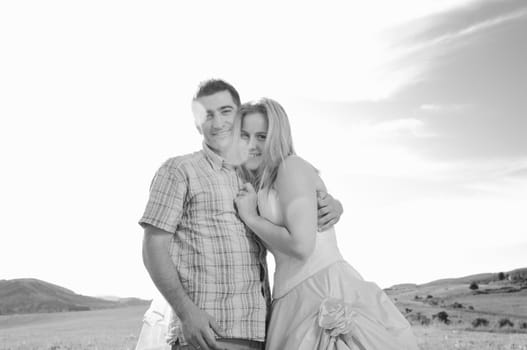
[233, 98, 419, 350]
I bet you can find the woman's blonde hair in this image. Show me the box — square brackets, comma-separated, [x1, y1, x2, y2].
[234, 98, 296, 190]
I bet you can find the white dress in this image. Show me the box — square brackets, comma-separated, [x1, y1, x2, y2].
[258, 189, 419, 350]
[135, 294, 172, 350]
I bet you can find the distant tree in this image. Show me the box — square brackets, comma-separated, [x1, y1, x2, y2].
[411, 312, 431, 326]
[498, 318, 514, 328]
[405, 308, 413, 314]
[452, 302, 464, 309]
[419, 315, 431, 326]
[426, 295, 433, 299]
[498, 272, 506, 280]
[469, 282, 479, 290]
[472, 318, 489, 328]
[468, 306, 474, 310]
[434, 311, 450, 324]
[520, 322, 527, 330]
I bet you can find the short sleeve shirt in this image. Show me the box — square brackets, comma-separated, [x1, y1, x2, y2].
[139, 144, 270, 345]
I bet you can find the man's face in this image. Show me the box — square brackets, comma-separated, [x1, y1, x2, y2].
[193, 90, 238, 157]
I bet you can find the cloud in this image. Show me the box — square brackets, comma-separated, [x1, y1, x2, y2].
[441, 158, 527, 198]
[419, 104, 471, 113]
[375, 2, 527, 101]
[464, 179, 527, 199]
[398, 8, 527, 58]
[373, 118, 424, 133]
[363, 118, 440, 141]
[357, 2, 527, 163]
[497, 159, 527, 179]
[507, 168, 527, 178]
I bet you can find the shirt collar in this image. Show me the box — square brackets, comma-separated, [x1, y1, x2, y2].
[202, 142, 234, 171]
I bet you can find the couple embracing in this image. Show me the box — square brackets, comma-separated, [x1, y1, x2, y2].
[138, 79, 419, 350]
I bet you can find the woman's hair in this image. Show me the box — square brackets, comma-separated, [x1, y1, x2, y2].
[234, 98, 296, 190]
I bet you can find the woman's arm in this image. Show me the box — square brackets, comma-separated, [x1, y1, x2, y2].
[235, 182, 308, 259]
[235, 156, 318, 260]
[242, 206, 308, 259]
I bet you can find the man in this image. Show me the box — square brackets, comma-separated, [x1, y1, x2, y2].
[140, 79, 342, 350]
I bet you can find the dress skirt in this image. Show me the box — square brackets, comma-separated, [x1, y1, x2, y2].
[265, 261, 419, 350]
[135, 296, 172, 350]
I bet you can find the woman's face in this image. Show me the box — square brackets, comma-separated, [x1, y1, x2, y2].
[240, 112, 268, 170]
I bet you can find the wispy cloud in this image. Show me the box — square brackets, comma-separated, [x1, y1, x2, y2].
[373, 4, 527, 100]
[391, 7, 527, 61]
[373, 118, 424, 134]
[443, 157, 527, 198]
[419, 104, 471, 113]
[507, 168, 527, 178]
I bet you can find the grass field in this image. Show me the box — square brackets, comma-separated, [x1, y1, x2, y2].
[413, 326, 527, 350]
[0, 306, 147, 350]
[1, 305, 527, 349]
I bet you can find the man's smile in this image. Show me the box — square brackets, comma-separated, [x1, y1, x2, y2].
[211, 129, 232, 137]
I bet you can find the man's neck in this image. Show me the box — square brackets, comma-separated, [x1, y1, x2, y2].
[209, 146, 227, 159]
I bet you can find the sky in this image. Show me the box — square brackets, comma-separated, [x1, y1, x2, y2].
[1, 0, 526, 299]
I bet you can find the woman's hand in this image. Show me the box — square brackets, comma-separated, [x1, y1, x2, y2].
[234, 183, 259, 223]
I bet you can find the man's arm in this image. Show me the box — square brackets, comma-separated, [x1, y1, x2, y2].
[316, 190, 344, 232]
[142, 224, 224, 350]
[142, 225, 193, 320]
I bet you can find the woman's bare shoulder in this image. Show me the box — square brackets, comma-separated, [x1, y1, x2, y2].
[276, 155, 318, 187]
[279, 156, 326, 192]
[279, 155, 316, 173]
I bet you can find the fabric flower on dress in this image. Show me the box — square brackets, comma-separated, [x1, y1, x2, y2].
[318, 297, 358, 337]
[317, 297, 365, 350]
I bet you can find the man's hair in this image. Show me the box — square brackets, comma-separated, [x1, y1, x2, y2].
[193, 79, 241, 107]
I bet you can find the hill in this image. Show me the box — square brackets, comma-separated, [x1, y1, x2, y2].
[385, 267, 527, 333]
[0, 278, 150, 315]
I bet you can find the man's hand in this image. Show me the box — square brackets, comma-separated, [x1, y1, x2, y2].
[316, 190, 343, 232]
[180, 301, 226, 350]
[142, 226, 225, 350]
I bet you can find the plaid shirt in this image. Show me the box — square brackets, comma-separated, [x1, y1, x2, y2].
[139, 144, 270, 345]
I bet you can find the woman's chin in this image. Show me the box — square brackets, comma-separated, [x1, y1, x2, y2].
[244, 159, 261, 171]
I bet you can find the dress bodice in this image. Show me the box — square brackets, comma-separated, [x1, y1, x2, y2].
[258, 189, 345, 299]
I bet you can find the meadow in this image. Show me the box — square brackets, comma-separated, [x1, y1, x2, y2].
[1, 305, 527, 349]
[0, 306, 145, 350]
